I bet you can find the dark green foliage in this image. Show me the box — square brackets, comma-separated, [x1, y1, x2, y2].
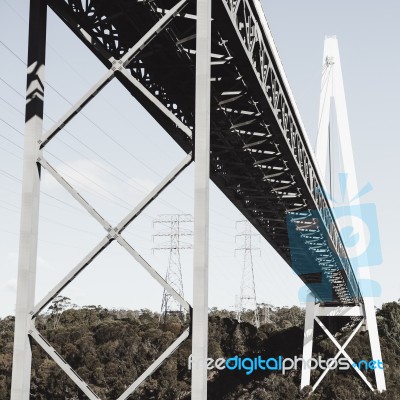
[1, 303, 400, 399]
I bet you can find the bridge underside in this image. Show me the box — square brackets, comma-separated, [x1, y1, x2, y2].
[47, 0, 361, 305]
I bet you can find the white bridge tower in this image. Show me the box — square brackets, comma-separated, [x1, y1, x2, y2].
[300, 36, 386, 392]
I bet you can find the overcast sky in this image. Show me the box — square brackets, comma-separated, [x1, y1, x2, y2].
[0, 0, 399, 317]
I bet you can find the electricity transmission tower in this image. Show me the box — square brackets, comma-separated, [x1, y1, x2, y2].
[153, 214, 193, 320]
[261, 303, 271, 324]
[235, 220, 260, 328]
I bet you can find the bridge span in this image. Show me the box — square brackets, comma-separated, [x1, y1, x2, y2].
[11, 0, 385, 398]
[46, 0, 361, 305]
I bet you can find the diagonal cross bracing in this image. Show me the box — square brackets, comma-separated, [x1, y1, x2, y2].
[25, 151, 193, 398]
[12, 1, 198, 398]
[32, 153, 193, 317]
[313, 317, 374, 391]
[40, 0, 191, 149]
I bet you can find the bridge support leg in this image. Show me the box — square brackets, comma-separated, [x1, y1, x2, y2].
[300, 293, 316, 389]
[363, 295, 386, 391]
[11, 1, 47, 399]
[191, 0, 212, 398]
[300, 300, 381, 392]
[316, 36, 386, 392]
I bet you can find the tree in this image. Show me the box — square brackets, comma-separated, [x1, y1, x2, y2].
[48, 296, 74, 328]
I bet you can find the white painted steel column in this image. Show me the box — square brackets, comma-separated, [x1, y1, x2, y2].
[300, 292, 316, 389]
[316, 36, 386, 392]
[11, 1, 47, 399]
[191, 0, 212, 398]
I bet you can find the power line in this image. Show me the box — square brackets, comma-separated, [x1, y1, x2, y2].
[0, 70, 191, 223]
[0, 112, 173, 227]
[0, 92, 166, 209]
[0, 110, 235, 255]
[0, 35, 236, 225]
[0, 202, 97, 237]
[0, 34, 249, 297]
[0, 73, 236, 238]
[0, 144, 22, 160]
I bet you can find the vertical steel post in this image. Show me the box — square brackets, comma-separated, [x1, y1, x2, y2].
[11, 1, 47, 399]
[300, 292, 316, 389]
[191, 0, 212, 397]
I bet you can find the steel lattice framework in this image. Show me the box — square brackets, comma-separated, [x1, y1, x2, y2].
[53, 0, 361, 304]
[235, 220, 260, 327]
[11, 0, 385, 398]
[153, 214, 193, 319]
[37, 0, 362, 305]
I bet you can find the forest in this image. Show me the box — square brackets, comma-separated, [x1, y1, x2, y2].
[1, 299, 400, 399]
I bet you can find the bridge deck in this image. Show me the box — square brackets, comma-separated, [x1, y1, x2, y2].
[47, 0, 362, 305]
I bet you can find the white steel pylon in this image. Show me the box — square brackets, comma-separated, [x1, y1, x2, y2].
[301, 36, 386, 392]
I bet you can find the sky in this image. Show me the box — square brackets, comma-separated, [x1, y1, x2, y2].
[0, 0, 399, 318]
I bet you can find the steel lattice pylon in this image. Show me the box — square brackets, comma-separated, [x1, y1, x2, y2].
[235, 220, 260, 327]
[153, 214, 193, 320]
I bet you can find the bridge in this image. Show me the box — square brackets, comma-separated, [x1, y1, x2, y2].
[43, 0, 362, 305]
[11, 0, 385, 398]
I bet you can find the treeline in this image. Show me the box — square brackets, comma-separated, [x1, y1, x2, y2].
[1, 300, 400, 399]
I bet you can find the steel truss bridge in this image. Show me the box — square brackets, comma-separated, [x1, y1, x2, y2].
[11, 0, 385, 398]
[47, 0, 360, 304]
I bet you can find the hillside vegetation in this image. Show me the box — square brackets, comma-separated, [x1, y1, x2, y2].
[1, 300, 400, 399]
